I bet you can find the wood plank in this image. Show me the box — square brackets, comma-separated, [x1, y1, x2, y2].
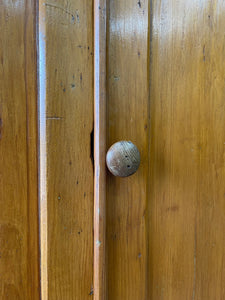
[148, 1, 225, 299]
[0, 1, 40, 299]
[39, 0, 94, 299]
[106, 0, 149, 299]
[93, 0, 107, 299]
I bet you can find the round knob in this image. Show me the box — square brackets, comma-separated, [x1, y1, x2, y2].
[106, 141, 140, 177]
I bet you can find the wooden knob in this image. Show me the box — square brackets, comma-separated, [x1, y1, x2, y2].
[106, 141, 140, 177]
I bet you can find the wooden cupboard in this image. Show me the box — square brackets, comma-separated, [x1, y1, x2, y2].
[1, 0, 225, 299]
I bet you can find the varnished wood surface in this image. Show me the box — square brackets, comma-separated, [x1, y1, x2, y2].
[1, 0, 225, 299]
[0, 1, 40, 299]
[148, 1, 225, 299]
[106, 0, 225, 299]
[94, 0, 107, 299]
[40, 0, 94, 299]
[106, 0, 149, 299]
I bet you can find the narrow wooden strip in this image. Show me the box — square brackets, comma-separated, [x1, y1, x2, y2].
[94, 0, 107, 299]
[43, 1, 94, 299]
[25, 1, 41, 298]
[38, 1, 48, 299]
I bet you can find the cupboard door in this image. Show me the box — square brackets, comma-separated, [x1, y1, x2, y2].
[106, 0, 225, 299]
[1, 0, 225, 299]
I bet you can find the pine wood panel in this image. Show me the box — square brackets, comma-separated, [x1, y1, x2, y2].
[93, 0, 107, 299]
[106, 0, 225, 299]
[39, 0, 94, 299]
[0, 1, 40, 299]
[106, 0, 149, 299]
[148, 1, 225, 299]
[2, 1, 225, 299]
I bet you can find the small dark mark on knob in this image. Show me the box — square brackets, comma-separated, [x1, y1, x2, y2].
[106, 141, 140, 177]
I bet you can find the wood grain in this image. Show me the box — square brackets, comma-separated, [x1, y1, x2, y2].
[148, 1, 225, 299]
[0, 1, 40, 299]
[106, 0, 225, 299]
[94, 0, 107, 299]
[40, 0, 94, 299]
[106, 0, 149, 299]
[2, 0, 224, 299]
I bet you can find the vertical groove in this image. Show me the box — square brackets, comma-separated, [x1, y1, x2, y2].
[147, 0, 154, 298]
[38, 1, 48, 299]
[25, 1, 41, 298]
[94, 0, 107, 299]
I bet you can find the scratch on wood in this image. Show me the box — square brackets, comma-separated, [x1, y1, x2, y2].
[46, 116, 63, 120]
[45, 3, 73, 16]
[44, 3, 80, 23]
